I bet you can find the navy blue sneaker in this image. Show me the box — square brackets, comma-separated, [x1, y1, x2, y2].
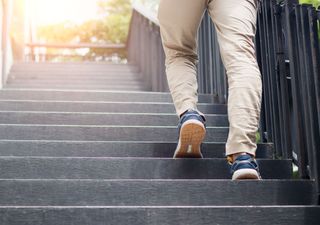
[230, 154, 261, 180]
[173, 109, 206, 158]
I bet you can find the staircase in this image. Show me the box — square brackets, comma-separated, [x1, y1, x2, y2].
[0, 62, 319, 224]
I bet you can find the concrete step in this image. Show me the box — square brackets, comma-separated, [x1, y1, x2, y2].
[5, 84, 146, 91]
[0, 141, 273, 158]
[0, 180, 314, 206]
[11, 63, 140, 72]
[7, 79, 144, 86]
[0, 101, 227, 114]
[0, 112, 228, 126]
[10, 70, 141, 75]
[9, 75, 142, 81]
[0, 157, 290, 179]
[10, 67, 140, 76]
[0, 125, 228, 142]
[0, 89, 214, 103]
[1, 206, 319, 225]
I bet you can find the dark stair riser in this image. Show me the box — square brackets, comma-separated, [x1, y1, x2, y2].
[7, 80, 144, 87]
[0, 141, 274, 158]
[11, 63, 139, 70]
[0, 158, 291, 179]
[5, 84, 146, 91]
[0, 90, 214, 103]
[1, 207, 320, 225]
[0, 180, 315, 206]
[0, 112, 228, 126]
[0, 101, 227, 114]
[11, 66, 139, 70]
[9, 72, 142, 77]
[7, 74, 141, 82]
[0, 125, 228, 142]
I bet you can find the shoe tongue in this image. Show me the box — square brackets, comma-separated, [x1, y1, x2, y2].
[236, 154, 251, 161]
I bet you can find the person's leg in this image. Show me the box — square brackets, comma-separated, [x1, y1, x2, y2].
[208, 0, 262, 178]
[158, 0, 207, 158]
[158, 0, 207, 116]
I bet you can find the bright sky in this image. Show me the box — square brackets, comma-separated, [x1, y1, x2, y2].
[31, 0, 101, 25]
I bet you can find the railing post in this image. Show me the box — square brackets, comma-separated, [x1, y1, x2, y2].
[1, 0, 13, 88]
[306, 5, 320, 204]
[273, 3, 292, 159]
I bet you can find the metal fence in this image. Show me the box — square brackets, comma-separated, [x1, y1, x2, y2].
[198, 12, 227, 104]
[127, 4, 167, 92]
[25, 43, 126, 63]
[256, 0, 320, 202]
[127, 3, 227, 97]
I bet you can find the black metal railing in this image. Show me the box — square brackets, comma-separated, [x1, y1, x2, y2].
[198, 12, 227, 104]
[127, 3, 167, 92]
[127, 3, 227, 98]
[256, 0, 320, 202]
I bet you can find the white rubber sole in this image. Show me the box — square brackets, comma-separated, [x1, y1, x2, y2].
[173, 119, 206, 158]
[232, 168, 261, 180]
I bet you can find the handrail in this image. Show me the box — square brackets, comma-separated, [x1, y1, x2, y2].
[127, 2, 226, 99]
[26, 43, 126, 49]
[25, 42, 126, 62]
[132, 2, 159, 26]
[126, 3, 167, 92]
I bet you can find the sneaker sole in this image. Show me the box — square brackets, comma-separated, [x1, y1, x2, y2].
[173, 119, 206, 158]
[232, 168, 261, 180]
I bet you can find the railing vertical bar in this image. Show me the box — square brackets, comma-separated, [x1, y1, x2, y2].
[274, 4, 292, 158]
[258, 0, 273, 143]
[207, 15, 214, 97]
[285, 3, 308, 178]
[266, 0, 283, 157]
[297, 4, 317, 180]
[307, 6, 320, 203]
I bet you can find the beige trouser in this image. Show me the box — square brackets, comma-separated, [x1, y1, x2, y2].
[158, 0, 262, 156]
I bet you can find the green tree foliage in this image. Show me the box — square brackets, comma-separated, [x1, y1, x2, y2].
[37, 0, 131, 60]
[96, 0, 132, 43]
[38, 0, 131, 44]
[299, 0, 320, 8]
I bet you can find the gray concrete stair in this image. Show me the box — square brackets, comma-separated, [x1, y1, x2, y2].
[0, 157, 291, 179]
[0, 111, 228, 126]
[0, 141, 274, 158]
[0, 180, 315, 206]
[0, 100, 227, 114]
[0, 124, 228, 142]
[0, 62, 318, 224]
[1, 206, 319, 225]
[0, 89, 214, 102]
[5, 83, 147, 91]
[8, 63, 144, 91]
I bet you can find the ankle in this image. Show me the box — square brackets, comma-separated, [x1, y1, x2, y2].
[227, 152, 250, 164]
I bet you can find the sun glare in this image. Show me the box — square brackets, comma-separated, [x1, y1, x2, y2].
[29, 0, 100, 25]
